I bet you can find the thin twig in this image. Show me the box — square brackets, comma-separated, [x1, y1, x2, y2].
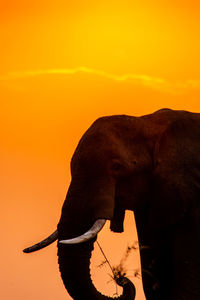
[96, 241, 115, 277]
[96, 241, 118, 296]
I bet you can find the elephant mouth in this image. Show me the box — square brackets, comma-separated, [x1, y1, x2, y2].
[59, 201, 127, 245]
[110, 205, 125, 233]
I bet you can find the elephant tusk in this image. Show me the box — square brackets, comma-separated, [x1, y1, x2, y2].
[59, 219, 106, 244]
[23, 230, 58, 253]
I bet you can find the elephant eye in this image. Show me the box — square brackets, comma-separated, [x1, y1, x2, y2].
[111, 162, 122, 171]
[110, 161, 124, 176]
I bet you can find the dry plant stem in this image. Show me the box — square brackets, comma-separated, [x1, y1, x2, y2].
[96, 241, 118, 296]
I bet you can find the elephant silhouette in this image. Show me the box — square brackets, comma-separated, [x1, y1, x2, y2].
[24, 108, 200, 300]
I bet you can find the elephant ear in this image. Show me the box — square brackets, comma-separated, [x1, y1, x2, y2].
[149, 117, 200, 230]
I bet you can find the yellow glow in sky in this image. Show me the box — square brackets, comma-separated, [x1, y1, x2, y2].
[1, 1, 200, 300]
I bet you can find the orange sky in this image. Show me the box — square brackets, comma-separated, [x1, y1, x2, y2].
[1, 1, 200, 299]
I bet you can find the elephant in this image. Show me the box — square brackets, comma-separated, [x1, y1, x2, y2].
[23, 108, 200, 300]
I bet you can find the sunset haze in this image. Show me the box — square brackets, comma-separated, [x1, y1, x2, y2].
[1, 1, 200, 299]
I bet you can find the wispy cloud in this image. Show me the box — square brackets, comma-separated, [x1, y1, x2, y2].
[0, 66, 200, 94]
[0, 66, 165, 84]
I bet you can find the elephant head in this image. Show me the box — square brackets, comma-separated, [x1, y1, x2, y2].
[24, 108, 200, 300]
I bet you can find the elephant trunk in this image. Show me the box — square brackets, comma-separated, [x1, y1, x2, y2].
[57, 238, 136, 300]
